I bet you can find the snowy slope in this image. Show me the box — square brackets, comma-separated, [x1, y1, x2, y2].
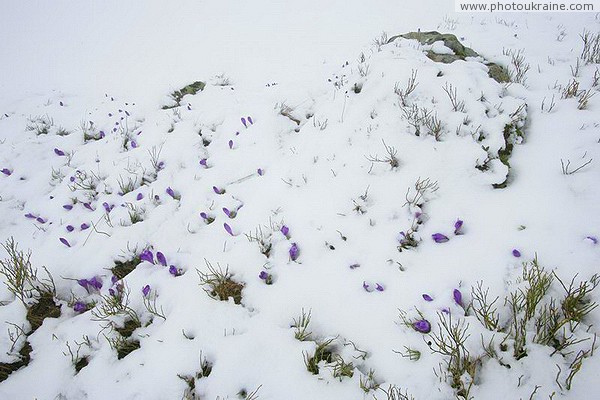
[1, 2, 600, 399]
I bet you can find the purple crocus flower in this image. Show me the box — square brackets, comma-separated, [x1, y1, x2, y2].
[223, 207, 231, 217]
[136, 193, 144, 201]
[453, 289, 463, 307]
[54, 148, 65, 156]
[413, 319, 431, 333]
[131, 140, 138, 148]
[586, 236, 598, 244]
[349, 263, 360, 269]
[111, 275, 119, 284]
[142, 285, 151, 297]
[228, 140, 234, 149]
[241, 117, 247, 127]
[102, 202, 113, 213]
[166, 187, 176, 199]
[77, 279, 89, 289]
[200, 212, 208, 220]
[169, 265, 180, 276]
[289, 243, 299, 261]
[89, 276, 103, 290]
[512, 249, 521, 257]
[213, 186, 225, 195]
[36, 217, 46, 224]
[63, 204, 73, 210]
[432, 233, 449, 243]
[157, 161, 165, 170]
[224, 223, 234, 236]
[156, 251, 167, 266]
[1, 168, 12, 176]
[80, 223, 90, 230]
[140, 249, 154, 264]
[363, 281, 372, 292]
[25, 213, 36, 219]
[454, 219, 463, 235]
[199, 158, 208, 167]
[422, 294, 434, 302]
[99, 131, 106, 138]
[73, 301, 86, 313]
[375, 283, 385, 292]
[259, 271, 269, 280]
[248, 116, 253, 125]
[280, 225, 290, 238]
[60, 237, 71, 247]
[83, 202, 94, 211]
[257, 168, 264, 176]
[66, 225, 75, 232]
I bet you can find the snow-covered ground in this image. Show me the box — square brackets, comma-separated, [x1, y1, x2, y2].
[1, 2, 599, 399]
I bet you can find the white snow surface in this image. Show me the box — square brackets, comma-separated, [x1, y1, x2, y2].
[0, 1, 599, 399]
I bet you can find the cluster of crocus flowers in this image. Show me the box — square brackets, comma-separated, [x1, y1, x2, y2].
[432, 219, 464, 243]
[363, 281, 385, 292]
[140, 249, 183, 276]
[78, 276, 103, 294]
[241, 116, 254, 128]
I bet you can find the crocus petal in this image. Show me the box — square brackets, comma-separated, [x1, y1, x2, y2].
[375, 283, 385, 291]
[241, 117, 247, 127]
[363, 281, 372, 292]
[453, 289, 463, 307]
[54, 148, 65, 156]
[156, 251, 167, 266]
[136, 193, 144, 201]
[169, 265, 178, 276]
[200, 212, 208, 220]
[223, 208, 231, 217]
[80, 223, 90, 230]
[25, 213, 36, 219]
[224, 223, 234, 236]
[248, 116, 253, 125]
[199, 158, 208, 167]
[60, 238, 71, 247]
[131, 140, 138, 148]
[63, 204, 73, 210]
[280, 225, 290, 238]
[36, 217, 46, 224]
[228, 140, 234, 149]
[422, 294, 434, 302]
[1, 168, 12, 176]
[66, 225, 75, 232]
[259, 271, 269, 280]
[413, 319, 431, 333]
[166, 187, 175, 198]
[213, 186, 224, 195]
[83, 203, 94, 211]
[257, 168, 264, 176]
[512, 249, 521, 257]
[432, 233, 449, 243]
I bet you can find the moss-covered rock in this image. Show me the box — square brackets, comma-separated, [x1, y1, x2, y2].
[162, 81, 206, 109]
[389, 31, 510, 83]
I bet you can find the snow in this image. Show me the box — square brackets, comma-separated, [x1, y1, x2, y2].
[1, 2, 600, 399]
